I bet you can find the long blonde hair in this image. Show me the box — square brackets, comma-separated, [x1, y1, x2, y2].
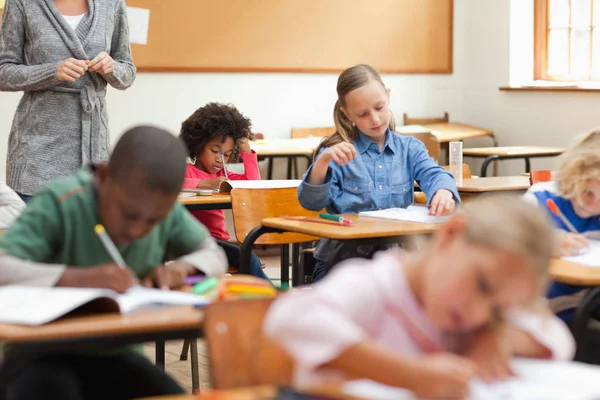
[458, 196, 554, 294]
[555, 129, 600, 199]
[314, 64, 396, 158]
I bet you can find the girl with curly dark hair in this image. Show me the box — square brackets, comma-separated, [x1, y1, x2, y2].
[180, 102, 269, 281]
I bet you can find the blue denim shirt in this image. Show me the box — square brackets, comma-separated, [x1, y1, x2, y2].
[298, 129, 460, 214]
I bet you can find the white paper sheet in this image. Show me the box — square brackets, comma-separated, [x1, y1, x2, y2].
[359, 205, 447, 224]
[126, 6, 150, 45]
[343, 359, 600, 400]
[562, 239, 600, 267]
[116, 286, 208, 313]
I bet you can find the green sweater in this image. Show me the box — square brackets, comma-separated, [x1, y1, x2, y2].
[0, 167, 209, 277]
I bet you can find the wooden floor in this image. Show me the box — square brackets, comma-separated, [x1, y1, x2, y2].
[143, 340, 211, 393]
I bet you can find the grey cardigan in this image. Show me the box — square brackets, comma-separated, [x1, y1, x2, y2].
[0, 0, 136, 195]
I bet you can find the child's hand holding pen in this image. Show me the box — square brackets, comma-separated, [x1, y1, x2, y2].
[555, 230, 589, 257]
[142, 262, 197, 290]
[56, 263, 137, 294]
[546, 199, 589, 256]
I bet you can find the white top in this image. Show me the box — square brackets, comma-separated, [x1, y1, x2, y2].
[62, 13, 86, 31]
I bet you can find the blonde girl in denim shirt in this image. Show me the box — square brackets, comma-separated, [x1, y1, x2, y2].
[299, 64, 460, 282]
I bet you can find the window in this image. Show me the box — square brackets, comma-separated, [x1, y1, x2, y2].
[534, 0, 600, 81]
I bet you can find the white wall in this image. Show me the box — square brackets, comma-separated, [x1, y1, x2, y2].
[462, 0, 600, 175]
[5, 0, 595, 181]
[0, 0, 466, 181]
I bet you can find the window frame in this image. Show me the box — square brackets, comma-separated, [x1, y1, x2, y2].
[534, 0, 599, 81]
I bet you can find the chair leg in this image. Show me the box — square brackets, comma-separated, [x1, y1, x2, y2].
[155, 340, 165, 370]
[180, 338, 190, 361]
[291, 243, 302, 287]
[190, 338, 200, 393]
[281, 244, 290, 287]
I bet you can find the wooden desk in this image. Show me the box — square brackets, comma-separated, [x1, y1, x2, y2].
[550, 259, 600, 286]
[0, 307, 204, 389]
[251, 138, 320, 180]
[458, 176, 530, 194]
[422, 122, 496, 144]
[462, 146, 565, 177]
[138, 385, 364, 400]
[239, 214, 440, 274]
[179, 193, 232, 211]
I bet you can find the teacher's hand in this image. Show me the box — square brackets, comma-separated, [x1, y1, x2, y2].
[430, 189, 456, 217]
[57, 58, 88, 82]
[88, 52, 115, 75]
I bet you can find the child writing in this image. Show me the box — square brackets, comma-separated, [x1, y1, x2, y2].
[299, 64, 459, 281]
[264, 196, 574, 399]
[0, 126, 227, 400]
[524, 130, 600, 324]
[180, 102, 269, 280]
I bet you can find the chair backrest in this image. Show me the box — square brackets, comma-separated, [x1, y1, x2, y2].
[443, 163, 472, 179]
[291, 127, 336, 139]
[403, 112, 449, 126]
[205, 298, 294, 389]
[253, 133, 264, 140]
[230, 187, 321, 245]
[398, 132, 441, 163]
[529, 169, 552, 185]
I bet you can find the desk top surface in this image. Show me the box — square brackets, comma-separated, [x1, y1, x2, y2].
[457, 176, 531, 192]
[0, 306, 204, 343]
[261, 214, 440, 239]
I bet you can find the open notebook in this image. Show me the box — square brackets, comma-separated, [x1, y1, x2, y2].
[561, 239, 600, 267]
[358, 205, 448, 224]
[182, 179, 302, 194]
[0, 286, 209, 325]
[343, 358, 600, 399]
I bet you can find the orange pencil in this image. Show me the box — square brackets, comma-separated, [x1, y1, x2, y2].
[546, 198, 578, 233]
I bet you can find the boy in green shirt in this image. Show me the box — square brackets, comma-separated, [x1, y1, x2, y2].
[1, 126, 227, 400]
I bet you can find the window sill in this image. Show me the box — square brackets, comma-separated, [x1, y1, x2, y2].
[499, 85, 600, 92]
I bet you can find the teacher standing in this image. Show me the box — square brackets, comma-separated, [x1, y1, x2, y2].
[0, 0, 136, 199]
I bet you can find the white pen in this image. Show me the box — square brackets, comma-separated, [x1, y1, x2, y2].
[94, 224, 127, 268]
[220, 153, 229, 179]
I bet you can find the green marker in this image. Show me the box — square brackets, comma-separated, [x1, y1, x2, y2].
[192, 277, 219, 294]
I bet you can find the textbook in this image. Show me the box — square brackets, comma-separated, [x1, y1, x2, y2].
[0, 286, 209, 325]
[182, 179, 302, 194]
[358, 205, 448, 224]
[343, 358, 600, 399]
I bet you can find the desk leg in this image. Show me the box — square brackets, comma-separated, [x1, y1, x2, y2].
[572, 287, 600, 362]
[480, 156, 499, 177]
[267, 157, 274, 180]
[524, 157, 531, 173]
[190, 339, 200, 393]
[491, 134, 499, 176]
[286, 157, 293, 180]
[240, 226, 283, 274]
[155, 340, 165, 370]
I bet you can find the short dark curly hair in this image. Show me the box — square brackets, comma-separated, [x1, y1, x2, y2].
[179, 102, 254, 163]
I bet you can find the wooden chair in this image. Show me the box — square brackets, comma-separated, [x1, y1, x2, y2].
[403, 112, 449, 126]
[414, 164, 472, 204]
[397, 131, 441, 164]
[529, 169, 552, 185]
[205, 298, 294, 389]
[181, 188, 318, 391]
[231, 187, 321, 287]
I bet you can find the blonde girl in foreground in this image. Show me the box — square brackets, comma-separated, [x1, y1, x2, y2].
[264, 196, 574, 399]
